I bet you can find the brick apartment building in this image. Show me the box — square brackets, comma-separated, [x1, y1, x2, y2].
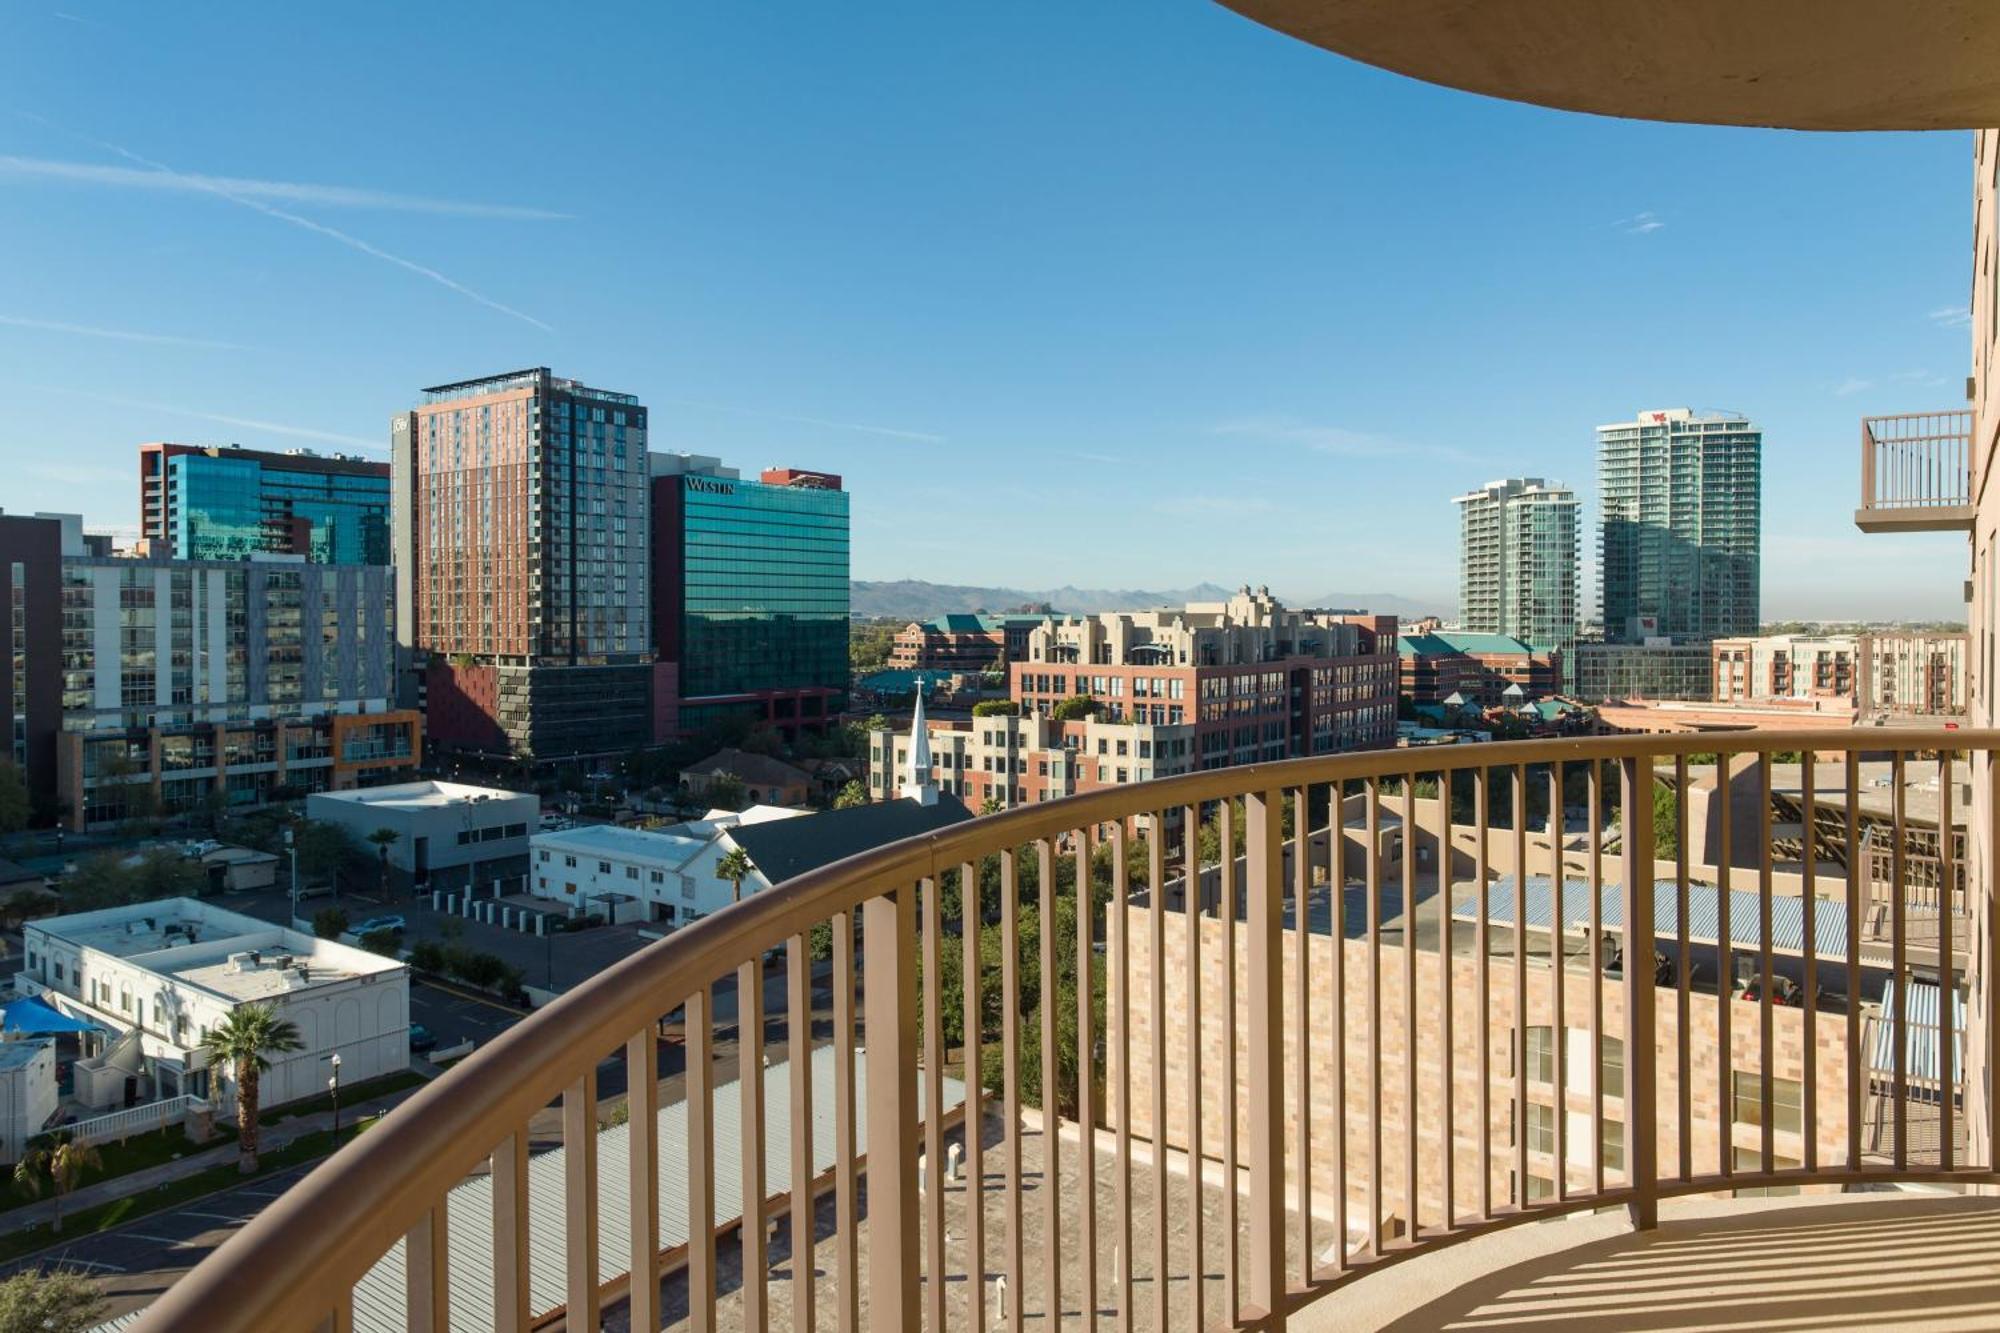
[887, 613, 1052, 674]
[1713, 631, 1967, 716]
[1397, 630, 1563, 706]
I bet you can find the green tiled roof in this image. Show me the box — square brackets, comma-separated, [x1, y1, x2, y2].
[1398, 631, 1538, 658]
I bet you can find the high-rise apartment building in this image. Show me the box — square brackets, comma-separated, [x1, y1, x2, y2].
[1453, 477, 1579, 674]
[1598, 408, 1761, 643]
[651, 456, 849, 741]
[393, 369, 655, 759]
[0, 512, 63, 806]
[140, 443, 391, 565]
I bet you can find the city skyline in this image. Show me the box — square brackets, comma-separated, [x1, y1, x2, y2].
[0, 4, 1973, 618]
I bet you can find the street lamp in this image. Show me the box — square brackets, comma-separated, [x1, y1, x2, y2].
[327, 1052, 343, 1146]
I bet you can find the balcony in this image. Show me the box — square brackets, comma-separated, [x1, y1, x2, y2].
[139, 730, 1998, 1332]
[1856, 411, 1975, 533]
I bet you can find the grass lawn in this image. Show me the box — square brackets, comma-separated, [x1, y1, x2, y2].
[0, 1119, 379, 1266]
[0, 1125, 228, 1221]
[263, 1068, 429, 1124]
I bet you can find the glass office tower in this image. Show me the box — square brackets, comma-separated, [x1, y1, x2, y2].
[652, 460, 850, 739]
[141, 443, 391, 565]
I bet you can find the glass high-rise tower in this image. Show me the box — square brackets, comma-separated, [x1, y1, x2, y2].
[140, 443, 391, 565]
[1598, 408, 1762, 643]
[1453, 477, 1579, 673]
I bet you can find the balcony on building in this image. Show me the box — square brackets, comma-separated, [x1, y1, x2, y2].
[1856, 410, 1975, 533]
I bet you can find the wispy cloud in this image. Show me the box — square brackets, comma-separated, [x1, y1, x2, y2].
[55, 388, 382, 452]
[11, 124, 552, 331]
[50, 11, 108, 28]
[1615, 211, 1665, 235]
[0, 313, 245, 350]
[1930, 305, 1972, 329]
[0, 155, 571, 220]
[1834, 377, 1873, 397]
[1076, 451, 1125, 464]
[655, 396, 945, 443]
[1212, 415, 1475, 463]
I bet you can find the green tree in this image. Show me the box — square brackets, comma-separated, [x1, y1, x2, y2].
[717, 847, 755, 904]
[312, 907, 350, 939]
[365, 827, 401, 898]
[1050, 695, 1099, 723]
[848, 619, 901, 675]
[0, 1267, 104, 1332]
[979, 794, 1003, 816]
[0, 760, 29, 837]
[833, 780, 870, 810]
[707, 773, 747, 812]
[1652, 776, 1681, 859]
[292, 820, 356, 892]
[201, 1003, 305, 1173]
[12, 1134, 102, 1233]
[971, 700, 1020, 717]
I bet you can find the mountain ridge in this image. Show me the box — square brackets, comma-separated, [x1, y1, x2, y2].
[852, 579, 1438, 621]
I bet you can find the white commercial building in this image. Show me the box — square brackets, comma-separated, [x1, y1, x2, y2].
[19, 899, 409, 1114]
[0, 1040, 57, 1165]
[530, 807, 807, 926]
[308, 780, 537, 889]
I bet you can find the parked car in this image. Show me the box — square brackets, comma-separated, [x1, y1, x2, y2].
[408, 1023, 438, 1054]
[352, 914, 407, 937]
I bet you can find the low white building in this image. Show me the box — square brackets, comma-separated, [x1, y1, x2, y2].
[308, 780, 537, 891]
[529, 806, 810, 926]
[0, 1040, 57, 1165]
[19, 899, 409, 1114]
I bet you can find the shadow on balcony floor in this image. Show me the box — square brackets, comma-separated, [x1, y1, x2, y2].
[1329, 1192, 2000, 1332]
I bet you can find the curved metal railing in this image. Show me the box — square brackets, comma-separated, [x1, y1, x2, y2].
[136, 729, 2000, 1331]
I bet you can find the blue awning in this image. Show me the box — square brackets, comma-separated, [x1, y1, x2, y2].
[1874, 979, 1963, 1085]
[1456, 874, 1853, 961]
[1, 995, 103, 1035]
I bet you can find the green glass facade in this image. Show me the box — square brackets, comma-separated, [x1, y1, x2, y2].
[673, 477, 849, 700]
[168, 452, 391, 565]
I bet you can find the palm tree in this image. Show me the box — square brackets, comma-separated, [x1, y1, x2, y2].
[716, 847, 754, 904]
[365, 827, 401, 899]
[13, 1133, 102, 1232]
[202, 1003, 305, 1173]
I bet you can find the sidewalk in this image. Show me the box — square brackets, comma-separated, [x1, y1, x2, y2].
[0, 1072, 437, 1232]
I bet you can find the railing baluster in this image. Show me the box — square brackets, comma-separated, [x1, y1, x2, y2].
[1940, 753, 1956, 1171]
[1002, 849, 1025, 1333]
[1147, 818, 1168, 1332]
[963, 864, 988, 1333]
[1331, 781, 1348, 1272]
[1717, 754, 1733, 1181]
[1293, 786, 1313, 1283]
[564, 1072, 598, 1330]
[1037, 840, 1061, 1326]
[789, 931, 817, 1332]
[1402, 773, 1419, 1236]
[834, 910, 860, 1333]
[864, 884, 922, 1329]
[1246, 788, 1285, 1324]
[1186, 804, 1206, 1325]
[1758, 754, 1776, 1177]
[1621, 755, 1658, 1230]
[1439, 769, 1456, 1227]
[1987, 749, 1999, 1176]
[1221, 797, 1239, 1317]
[1549, 762, 1567, 1201]
[1802, 751, 1818, 1176]
[628, 1027, 662, 1333]
[1675, 754, 1691, 1184]
[1366, 778, 1383, 1246]
[493, 1129, 531, 1333]
[1893, 750, 1909, 1171]
[922, 878, 946, 1333]
[405, 1202, 449, 1333]
[739, 958, 768, 1333]
[1109, 828, 1132, 1330]
[1075, 828, 1098, 1331]
[688, 989, 717, 1332]
[1846, 752, 1863, 1171]
[1475, 766, 1491, 1223]
[314, 1290, 353, 1333]
[1588, 759, 1603, 1198]
[1512, 766, 1528, 1210]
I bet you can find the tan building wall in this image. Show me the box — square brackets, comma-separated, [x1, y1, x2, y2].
[1114, 909, 1858, 1231]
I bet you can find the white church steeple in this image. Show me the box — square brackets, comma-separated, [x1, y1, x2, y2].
[906, 682, 937, 806]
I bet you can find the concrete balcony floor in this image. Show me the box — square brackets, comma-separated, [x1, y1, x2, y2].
[1316, 1192, 2000, 1332]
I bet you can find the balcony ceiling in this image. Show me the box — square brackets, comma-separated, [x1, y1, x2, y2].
[1218, 0, 2000, 130]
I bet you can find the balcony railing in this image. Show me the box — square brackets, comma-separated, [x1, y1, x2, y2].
[1857, 410, 1975, 532]
[138, 729, 2000, 1332]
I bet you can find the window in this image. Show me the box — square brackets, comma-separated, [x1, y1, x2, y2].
[1526, 1102, 1556, 1154]
[564, 855, 576, 868]
[650, 870, 664, 884]
[538, 850, 549, 862]
[598, 861, 611, 874]
[1732, 1147, 1801, 1197]
[1525, 1026, 1556, 1084]
[625, 865, 639, 880]
[565, 883, 577, 896]
[52, 961, 64, 982]
[1731, 1072, 1804, 1136]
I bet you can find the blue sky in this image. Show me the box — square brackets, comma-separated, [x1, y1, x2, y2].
[0, 2, 1974, 619]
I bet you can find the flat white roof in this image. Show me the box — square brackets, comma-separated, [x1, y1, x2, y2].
[312, 780, 532, 812]
[534, 823, 710, 868]
[0, 1039, 51, 1071]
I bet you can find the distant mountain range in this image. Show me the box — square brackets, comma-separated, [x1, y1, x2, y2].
[852, 579, 1439, 621]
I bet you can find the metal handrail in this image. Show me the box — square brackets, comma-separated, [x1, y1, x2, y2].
[137, 728, 2000, 1332]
